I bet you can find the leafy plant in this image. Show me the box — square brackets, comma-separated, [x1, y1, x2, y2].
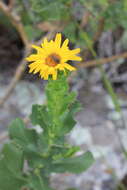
[0, 74, 94, 190]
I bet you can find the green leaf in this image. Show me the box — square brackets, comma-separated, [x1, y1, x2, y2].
[52, 151, 94, 174]
[103, 1, 127, 30]
[31, 0, 69, 21]
[0, 143, 25, 190]
[28, 174, 53, 190]
[9, 118, 37, 152]
[9, 118, 47, 171]
[63, 22, 77, 43]
[124, 0, 127, 10]
[1, 143, 24, 173]
[59, 92, 76, 115]
[101, 69, 121, 113]
[63, 146, 80, 158]
[70, 100, 81, 115]
[60, 111, 76, 135]
[24, 25, 42, 41]
[31, 104, 51, 130]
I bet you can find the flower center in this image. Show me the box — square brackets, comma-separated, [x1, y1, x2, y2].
[45, 53, 61, 67]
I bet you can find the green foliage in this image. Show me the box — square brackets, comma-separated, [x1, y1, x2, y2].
[1, 0, 126, 45]
[29, 0, 127, 43]
[29, 0, 71, 21]
[30, 105, 51, 131]
[0, 74, 94, 190]
[51, 151, 94, 173]
[28, 174, 53, 190]
[63, 22, 78, 44]
[0, 143, 26, 190]
[103, 0, 127, 29]
[24, 25, 42, 41]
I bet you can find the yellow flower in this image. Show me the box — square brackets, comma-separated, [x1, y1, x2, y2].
[26, 33, 82, 80]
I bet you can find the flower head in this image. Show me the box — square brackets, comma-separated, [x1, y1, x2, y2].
[26, 33, 82, 80]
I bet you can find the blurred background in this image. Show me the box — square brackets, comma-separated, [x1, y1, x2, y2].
[0, 0, 127, 190]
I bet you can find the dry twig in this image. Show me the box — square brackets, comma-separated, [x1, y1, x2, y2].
[78, 51, 127, 68]
[0, 1, 29, 46]
[0, 1, 31, 107]
[8, 0, 15, 10]
[0, 48, 31, 107]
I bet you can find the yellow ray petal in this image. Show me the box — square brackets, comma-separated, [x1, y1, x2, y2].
[70, 48, 81, 55]
[56, 64, 65, 71]
[26, 55, 40, 62]
[63, 63, 76, 71]
[41, 37, 49, 47]
[31, 45, 44, 53]
[55, 33, 62, 48]
[69, 55, 82, 61]
[40, 65, 49, 78]
[48, 67, 57, 80]
[33, 66, 41, 74]
[29, 67, 35, 73]
[52, 70, 57, 80]
[43, 71, 49, 80]
[62, 39, 69, 49]
[29, 63, 38, 73]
